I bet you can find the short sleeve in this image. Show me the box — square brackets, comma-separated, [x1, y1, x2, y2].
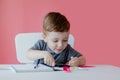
[30, 40, 45, 50]
[67, 45, 82, 61]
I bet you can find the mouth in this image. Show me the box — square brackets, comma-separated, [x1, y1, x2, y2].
[56, 49, 63, 52]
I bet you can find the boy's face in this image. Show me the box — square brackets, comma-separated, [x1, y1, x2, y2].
[44, 31, 69, 54]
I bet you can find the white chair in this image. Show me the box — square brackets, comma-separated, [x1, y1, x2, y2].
[15, 32, 74, 63]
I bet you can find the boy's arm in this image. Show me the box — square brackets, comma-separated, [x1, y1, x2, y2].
[26, 50, 55, 66]
[26, 50, 46, 61]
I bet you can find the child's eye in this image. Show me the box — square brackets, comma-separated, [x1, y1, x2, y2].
[63, 40, 68, 42]
[53, 40, 58, 43]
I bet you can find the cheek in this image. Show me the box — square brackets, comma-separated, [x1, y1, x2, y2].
[64, 43, 68, 48]
[47, 42, 56, 48]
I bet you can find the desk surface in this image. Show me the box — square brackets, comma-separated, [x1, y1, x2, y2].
[0, 64, 120, 80]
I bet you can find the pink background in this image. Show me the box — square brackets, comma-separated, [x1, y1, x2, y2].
[0, 0, 120, 66]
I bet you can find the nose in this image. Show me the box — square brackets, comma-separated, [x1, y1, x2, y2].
[57, 42, 63, 48]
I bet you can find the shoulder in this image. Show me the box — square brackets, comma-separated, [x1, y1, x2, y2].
[36, 39, 45, 43]
[33, 39, 44, 46]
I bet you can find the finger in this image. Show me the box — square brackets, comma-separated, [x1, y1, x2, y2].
[69, 57, 75, 65]
[45, 57, 51, 66]
[70, 57, 78, 61]
[49, 59, 53, 66]
[49, 57, 55, 66]
[47, 58, 51, 66]
[69, 58, 79, 66]
[52, 61, 55, 66]
[47, 58, 55, 66]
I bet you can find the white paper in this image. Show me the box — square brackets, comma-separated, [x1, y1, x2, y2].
[10, 64, 54, 73]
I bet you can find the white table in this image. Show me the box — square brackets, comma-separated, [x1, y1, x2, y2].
[0, 64, 120, 80]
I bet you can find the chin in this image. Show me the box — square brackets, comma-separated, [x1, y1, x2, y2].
[55, 51, 62, 54]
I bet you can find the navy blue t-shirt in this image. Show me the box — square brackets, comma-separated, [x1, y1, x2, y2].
[30, 40, 82, 65]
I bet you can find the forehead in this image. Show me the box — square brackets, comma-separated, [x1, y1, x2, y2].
[47, 32, 69, 39]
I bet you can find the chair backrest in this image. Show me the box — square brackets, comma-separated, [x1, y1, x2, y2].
[15, 32, 74, 63]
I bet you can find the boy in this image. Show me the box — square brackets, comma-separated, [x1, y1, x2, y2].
[26, 12, 86, 67]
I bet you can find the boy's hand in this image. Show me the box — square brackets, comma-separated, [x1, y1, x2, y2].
[68, 56, 86, 66]
[43, 51, 55, 66]
[68, 57, 80, 66]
